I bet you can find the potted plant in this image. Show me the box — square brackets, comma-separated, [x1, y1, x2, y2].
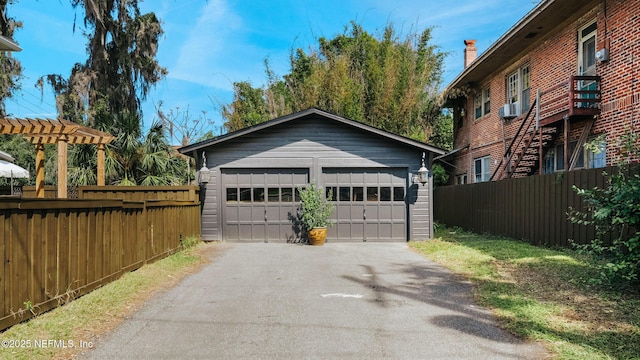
[297, 183, 335, 245]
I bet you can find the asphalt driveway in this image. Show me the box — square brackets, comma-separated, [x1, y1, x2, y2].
[80, 243, 547, 359]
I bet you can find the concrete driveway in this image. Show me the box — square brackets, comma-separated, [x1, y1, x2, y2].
[81, 243, 547, 359]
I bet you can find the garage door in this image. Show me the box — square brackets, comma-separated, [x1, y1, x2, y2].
[323, 168, 407, 242]
[222, 169, 309, 242]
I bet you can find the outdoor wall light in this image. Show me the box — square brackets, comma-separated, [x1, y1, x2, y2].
[197, 151, 210, 185]
[413, 152, 429, 186]
[198, 167, 210, 185]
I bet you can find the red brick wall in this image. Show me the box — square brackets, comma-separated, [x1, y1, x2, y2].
[597, 0, 640, 164]
[451, 1, 640, 183]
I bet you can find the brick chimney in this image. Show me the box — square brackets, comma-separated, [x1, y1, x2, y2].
[464, 40, 477, 68]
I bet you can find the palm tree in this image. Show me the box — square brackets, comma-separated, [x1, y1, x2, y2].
[104, 112, 142, 185]
[138, 122, 182, 186]
[100, 112, 187, 186]
[68, 144, 97, 185]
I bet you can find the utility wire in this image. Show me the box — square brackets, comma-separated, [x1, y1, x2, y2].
[20, 87, 57, 109]
[6, 95, 56, 118]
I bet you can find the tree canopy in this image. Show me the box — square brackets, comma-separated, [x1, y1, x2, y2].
[223, 22, 446, 143]
[32, 0, 185, 186]
[0, 0, 23, 117]
[222, 81, 269, 134]
[38, 0, 167, 124]
[0, 1, 190, 187]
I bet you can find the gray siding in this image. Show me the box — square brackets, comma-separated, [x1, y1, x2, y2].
[200, 169, 219, 241]
[200, 116, 434, 241]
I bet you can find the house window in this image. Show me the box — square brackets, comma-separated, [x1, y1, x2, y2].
[579, 21, 597, 76]
[474, 94, 482, 119]
[565, 142, 585, 170]
[521, 66, 530, 113]
[587, 139, 607, 168]
[542, 149, 555, 175]
[474, 156, 491, 183]
[578, 21, 598, 104]
[507, 71, 519, 104]
[474, 87, 491, 119]
[483, 88, 491, 115]
[506, 65, 530, 115]
[542, 138, 606, 174]
[546, 142, 584, 172]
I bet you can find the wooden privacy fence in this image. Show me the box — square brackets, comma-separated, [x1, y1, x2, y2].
[77, 185, 199, 201]
[22, 185, 199, 201]
[434, 165, 637, 248]
[0, 195, 201, 331]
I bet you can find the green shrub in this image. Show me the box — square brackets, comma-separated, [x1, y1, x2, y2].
[570, 130, 640, 288]
[297, 184, 335, 230]
[432, 163, 449, 186]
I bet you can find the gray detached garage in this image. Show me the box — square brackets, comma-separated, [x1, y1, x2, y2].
[179, 108, 445, 243]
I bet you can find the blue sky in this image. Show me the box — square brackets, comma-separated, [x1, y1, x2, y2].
[5, 0, 537, 142]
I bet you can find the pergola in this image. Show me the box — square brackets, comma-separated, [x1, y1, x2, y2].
[0, 117, 115, 198]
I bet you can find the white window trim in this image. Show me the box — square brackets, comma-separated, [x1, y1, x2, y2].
[483, 87, 491, 116]
[474, 156, 491, 183]
[474, 87, 490, 120]
[578, 20, 597, 76]
[507, 71, 519, 104]
[474, 94, 482, 119]
[506, 65, 530, 115]
[542, 138, 606, 174]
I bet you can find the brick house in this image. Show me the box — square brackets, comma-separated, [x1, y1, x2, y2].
[441, 0, 639, 184]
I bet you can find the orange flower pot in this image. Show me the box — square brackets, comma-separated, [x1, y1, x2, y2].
[308, 227, 327, 246]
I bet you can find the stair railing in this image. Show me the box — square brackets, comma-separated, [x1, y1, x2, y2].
[490, 99, 538, 181]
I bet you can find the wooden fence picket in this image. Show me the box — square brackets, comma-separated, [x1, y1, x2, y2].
[0, 186, 201, 331]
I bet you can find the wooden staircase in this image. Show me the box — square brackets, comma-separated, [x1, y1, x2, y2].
[491, 100, 557, 181]
[509, 125, 562, 177]
[491, 76, 601, 181]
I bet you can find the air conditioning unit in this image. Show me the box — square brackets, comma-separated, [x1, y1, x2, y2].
[499, 102, 520, 119]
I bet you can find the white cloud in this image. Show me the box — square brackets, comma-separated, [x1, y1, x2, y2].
[170, 0, 247, 90]
[163, 0, 537, 92]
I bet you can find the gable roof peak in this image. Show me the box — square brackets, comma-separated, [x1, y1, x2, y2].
[178, 108, 445, 156]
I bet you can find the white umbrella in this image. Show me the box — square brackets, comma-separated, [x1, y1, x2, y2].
[0, 149, 15, 162]
[0, 159, 29, 196]
[0, 159, 29, 178]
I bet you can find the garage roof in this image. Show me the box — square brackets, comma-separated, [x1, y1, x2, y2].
[179, 108, 446, 156]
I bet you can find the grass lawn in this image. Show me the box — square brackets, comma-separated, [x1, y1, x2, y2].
[410, 227, 640, 359]
[0, 239, 221, 360]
